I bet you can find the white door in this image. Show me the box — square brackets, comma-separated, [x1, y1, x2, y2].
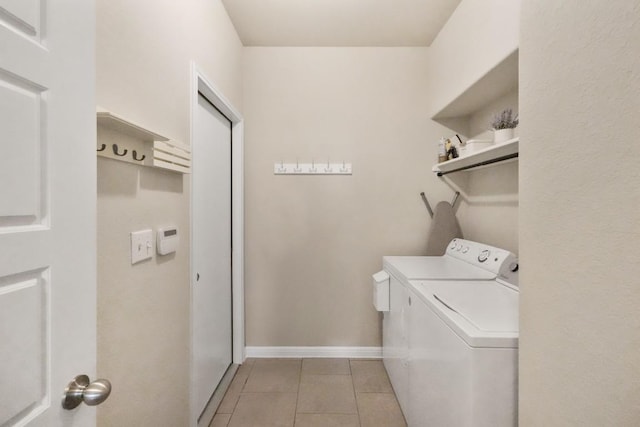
[0, 0, 97, 426]
[193, 93, 232, 416]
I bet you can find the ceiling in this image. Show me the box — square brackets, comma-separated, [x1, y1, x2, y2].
[221, 0, 462, 47]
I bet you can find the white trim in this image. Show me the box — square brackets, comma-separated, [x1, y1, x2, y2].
[189, 62, 245, 427]
[245, 346, 383, 359]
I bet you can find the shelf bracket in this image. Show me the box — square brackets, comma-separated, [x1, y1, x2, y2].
[436, 153, 519, 177]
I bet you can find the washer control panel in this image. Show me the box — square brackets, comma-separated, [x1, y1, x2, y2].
[446, 238, 518, 284]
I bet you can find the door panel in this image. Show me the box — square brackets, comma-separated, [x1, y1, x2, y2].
[0, 269, 47, 424]
[0, 70, 44, 224]
[193, 94, 232, 416]
[0, 0, 40, 37]
[0, 0, 96, 425]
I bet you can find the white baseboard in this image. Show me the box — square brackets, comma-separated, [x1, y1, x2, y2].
[245, 346, 382, 359]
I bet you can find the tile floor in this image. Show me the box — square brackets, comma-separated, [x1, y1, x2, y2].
[209, 358, 407, 427]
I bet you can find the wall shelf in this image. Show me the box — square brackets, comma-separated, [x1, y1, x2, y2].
[431, 50, 519, 136]
[97, 109, 169, 142]
[96, 107, 191, 174]
[432, 138, 518, 176]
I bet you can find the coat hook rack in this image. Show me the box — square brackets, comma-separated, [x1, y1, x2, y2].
[97, 107, 191, 173]
[112, 144, 128, 157]
[132, 150, 146, 161]
[273, 160, 352, 175]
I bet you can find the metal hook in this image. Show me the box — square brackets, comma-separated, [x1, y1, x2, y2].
[97, 144, 106, 152]
[132, 150, 146, 161]
[112, 144, 128, 157]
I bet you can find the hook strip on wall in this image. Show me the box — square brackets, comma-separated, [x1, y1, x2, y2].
[274, 162, 352, 175]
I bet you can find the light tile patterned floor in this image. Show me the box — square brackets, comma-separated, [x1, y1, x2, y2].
[210, 358, 407, 427]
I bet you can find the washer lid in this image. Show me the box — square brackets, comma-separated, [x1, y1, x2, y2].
[410, 280, 519, 348]
[383, 256, 496, 282]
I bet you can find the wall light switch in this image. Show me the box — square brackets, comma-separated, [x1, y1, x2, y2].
[131, 229, 153, 264]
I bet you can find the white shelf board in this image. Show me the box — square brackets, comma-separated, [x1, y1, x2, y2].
[431, 50, 519, 135]
[97, 107, 169, 142]
[432, 138, 518, 176]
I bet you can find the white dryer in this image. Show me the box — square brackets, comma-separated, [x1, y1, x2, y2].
[382, 238, 516, 285]
[373, 239, 518, 421]
[408, 274, 519, 427]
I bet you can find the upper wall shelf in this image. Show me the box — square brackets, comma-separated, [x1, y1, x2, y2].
[431, 50, 519, 136]
[432, 138, 518, 176]
[97, 109, 169, 142]
[96, 107, 191, 174]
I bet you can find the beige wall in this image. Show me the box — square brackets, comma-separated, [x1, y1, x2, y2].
[96, 0, 242, 425]
[520, 1, 640, 425]
[243, 47, 451, 346]
[426, 0, 520, 119]
[426, 0, 521, 254]
[454, 90, 519, 253]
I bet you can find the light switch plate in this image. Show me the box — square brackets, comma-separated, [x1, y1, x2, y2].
[131, 229, 153, 264]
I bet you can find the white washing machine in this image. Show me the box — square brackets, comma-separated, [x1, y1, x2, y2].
[372, 239, 518, 421]
[408, 275, 519, 426]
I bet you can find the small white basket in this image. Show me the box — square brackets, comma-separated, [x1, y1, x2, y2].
[460, 139, 494, 156]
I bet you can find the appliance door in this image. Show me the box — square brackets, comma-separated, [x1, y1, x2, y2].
[412, 280, 519, 348]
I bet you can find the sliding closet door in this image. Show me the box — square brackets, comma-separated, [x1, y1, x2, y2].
[192, 93, 232, 416]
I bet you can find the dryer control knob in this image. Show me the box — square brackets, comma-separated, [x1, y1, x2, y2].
[509, 262, 519, 272]
[478, 250, 490, 262]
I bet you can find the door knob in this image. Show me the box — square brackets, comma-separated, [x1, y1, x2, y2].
[62, 375, 112, 410]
